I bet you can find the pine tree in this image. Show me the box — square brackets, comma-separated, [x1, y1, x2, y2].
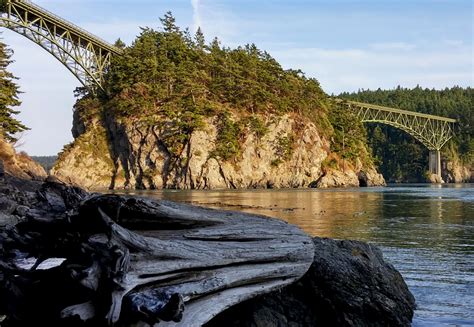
[0, 38, 28, 142]
[195, 27, 205, 50]
[114, 38, 126, 49]
[160, 11, 180, 34]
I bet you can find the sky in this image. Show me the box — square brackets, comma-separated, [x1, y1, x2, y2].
[1, 0, 472, 155]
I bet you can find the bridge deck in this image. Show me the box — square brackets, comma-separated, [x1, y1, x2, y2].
[337, 99, 457, 123]
[8, 0, 121, 54]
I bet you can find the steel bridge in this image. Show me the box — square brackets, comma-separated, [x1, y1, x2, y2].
[0, 1, 457, 179]
[338, 100, 457, 178]
[0, 0, 122, 89]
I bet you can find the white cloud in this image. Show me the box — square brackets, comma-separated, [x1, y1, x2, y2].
[191, 0, 202, 32]
[442, 39, 465, 47]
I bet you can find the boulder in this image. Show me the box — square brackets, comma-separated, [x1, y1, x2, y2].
[207, 237, 416, 327]
[312, 169, 360, 188]
[428, 173, 444, 184]
[357, 169, 386, 187]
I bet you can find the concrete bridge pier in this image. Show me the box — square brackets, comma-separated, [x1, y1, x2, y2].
[429, 150, 442, 180]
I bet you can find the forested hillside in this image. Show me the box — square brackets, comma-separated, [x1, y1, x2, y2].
[80, 12, 338, 157]
[340, 86, 473, 182]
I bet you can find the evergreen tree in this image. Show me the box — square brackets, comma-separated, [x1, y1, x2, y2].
[160, 11, 180, 34]
[0, 38, 28, 142]
[114, 38, 126, 49]
[195, 27, 205, 50]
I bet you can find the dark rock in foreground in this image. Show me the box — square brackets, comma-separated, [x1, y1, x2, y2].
[207, 237, 416, 327]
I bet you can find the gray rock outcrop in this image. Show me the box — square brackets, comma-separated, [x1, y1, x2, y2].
[443, 158, 473, 183]
[52, 113, 385, 190]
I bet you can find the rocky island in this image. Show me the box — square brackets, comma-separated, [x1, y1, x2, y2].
[48, 17, 472, 190]
[50, 14, 385, 190]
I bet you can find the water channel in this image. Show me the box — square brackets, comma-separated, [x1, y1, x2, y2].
[124, 184, 474, 326]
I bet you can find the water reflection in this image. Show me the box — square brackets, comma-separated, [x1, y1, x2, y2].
[122, 184, 474, 325]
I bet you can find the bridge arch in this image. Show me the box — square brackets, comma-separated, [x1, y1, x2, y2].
[0, 0, 122, 89]
[339, 100, 457, 179]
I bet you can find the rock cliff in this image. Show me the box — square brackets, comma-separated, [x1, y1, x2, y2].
[0, 137, 46, 181]
[50, 18, 386, 191]
[52, 111, 385, 190]
[0, 137, 48, 226]
[443, 157, 473, 183]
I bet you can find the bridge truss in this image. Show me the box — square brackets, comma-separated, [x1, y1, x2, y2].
[339, 100, 457, 177]
[0, 0, 122, 89]
[342, 100, 456, 151]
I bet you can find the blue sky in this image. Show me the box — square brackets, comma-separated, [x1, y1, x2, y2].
[1, 0, 472, 155]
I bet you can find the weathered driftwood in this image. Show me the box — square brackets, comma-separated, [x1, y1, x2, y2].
[0, 194, 314, 326]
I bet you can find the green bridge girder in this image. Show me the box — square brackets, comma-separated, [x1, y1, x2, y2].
[0, 0, 122, 89]
[338, 100, 456, 151]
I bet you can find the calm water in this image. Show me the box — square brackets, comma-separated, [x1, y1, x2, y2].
[125, 184, 474, 326]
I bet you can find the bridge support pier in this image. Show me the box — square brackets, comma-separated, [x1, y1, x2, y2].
[429, 150, 442, 180]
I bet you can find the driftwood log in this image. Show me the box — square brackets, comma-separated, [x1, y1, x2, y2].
[0, 194, 314, 326]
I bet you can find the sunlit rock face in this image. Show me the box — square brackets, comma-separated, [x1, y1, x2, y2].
[0, 137, 46, 181]
[52, 112, 385, 190]
[443, 159, 472, 183]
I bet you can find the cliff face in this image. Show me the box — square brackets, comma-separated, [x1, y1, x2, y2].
[0, 137, 46, 181]
[443, 158, 473, 183]
[52, 111, 385, 190]
[0, 137, 47, 226]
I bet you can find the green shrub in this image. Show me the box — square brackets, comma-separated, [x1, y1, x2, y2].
[211, 112, 244, 161]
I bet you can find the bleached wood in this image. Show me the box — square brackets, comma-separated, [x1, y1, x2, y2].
[1, 194, 314, 326]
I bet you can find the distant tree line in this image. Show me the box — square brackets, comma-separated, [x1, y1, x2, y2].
[31, 156, 57, 172]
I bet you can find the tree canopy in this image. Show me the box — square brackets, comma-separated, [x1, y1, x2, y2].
[96, 12, 329, 124]
[72, 12, 341, 163]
